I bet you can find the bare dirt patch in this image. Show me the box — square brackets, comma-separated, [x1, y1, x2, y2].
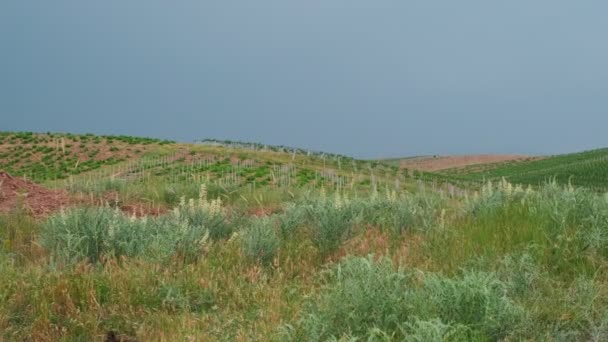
[0, 174, 168, 218]
[0, 171, 70, 217]
[399, 155, 537, 172]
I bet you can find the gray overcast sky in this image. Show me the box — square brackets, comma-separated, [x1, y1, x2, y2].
[1, 1, 607, 158]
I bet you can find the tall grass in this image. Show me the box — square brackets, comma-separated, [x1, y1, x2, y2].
[0, 209, 40, 263]
[453, 179, 608, 277]
[241, 217, 280, 266]
[40, 206, 211, 264]
[284, 256, 526, 341]
[4, 179, 608, 340]
[40, 185, 230, 264]
[303, 193, 360, 257]
[357, 188, 446, 236]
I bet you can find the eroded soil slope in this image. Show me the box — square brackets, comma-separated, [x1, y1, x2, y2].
[0, 171, 70, 217]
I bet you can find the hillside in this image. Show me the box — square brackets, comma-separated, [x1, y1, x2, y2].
[389, 154, 535, 172]
[3, 132, 608, 340]
[441, 148, 608, 189]
[0, 131, 174, 181]
[0, 132, 413, 214]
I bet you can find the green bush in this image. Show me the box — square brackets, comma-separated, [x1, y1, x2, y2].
[173, 194, 234, 241]
[422, 271, 525, 340]
[285, 256, 526, 341]
[41, 206, 213, 264]
[356, 190, 445, 235]
[286, 256, 410, 340]
[276, 203, 307, 239]
[41, 207, 122, 264]
[304, 196, 359, 256]
[241, 217, 280, 266]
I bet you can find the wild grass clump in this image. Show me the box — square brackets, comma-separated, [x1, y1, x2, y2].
[463, 178, 532, 217]
[160, 182, 233, 206]
[357, 188, 446, 235]
[401, 318, 470, 341]
[41, 185, 227, 264]
[284, 256, 410, 340]
[241, 217, 280, 266]
[41, 207, 183, 264]
[496, 251, 543, 298]
[304, 192, 360, 257]
[583, 194, 608, 256]
[284, 256, 527, 341]
[454, 179, 608, 276]
[155, 280, 216, 313]
[422, 271, 525, 340]
[0, 259, 218, 340]
[173, 184, 234, 241]
[66, 176, 126, 195]
[0, 210, 40, 263]
[276, 203, 307, 240]
[41, 207, 127, 264]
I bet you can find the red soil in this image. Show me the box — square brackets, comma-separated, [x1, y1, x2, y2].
[0, 172, 168, 218]
[0, 171, 71, 217]
[399, 155, 536, 172]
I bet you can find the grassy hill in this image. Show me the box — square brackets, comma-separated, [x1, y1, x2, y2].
[1, 132, 413, 209]
[3, 132, 608, 340]
[0, 131, 174, 181]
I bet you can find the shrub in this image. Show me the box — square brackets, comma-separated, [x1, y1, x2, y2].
[276, 203, 307, 240]
[287, 256, 411, 340]
[304, 194, 359, 256]
[41, 207, 128, 264]
[422, 271, 525, 340]
[497, 251, 542, 298]
[356, 189, 445, 235]
[285, 256, 526, 341]
[40, 186, 226, 264]
[173, 185, 233, 241]
[241, 217, 280, 266]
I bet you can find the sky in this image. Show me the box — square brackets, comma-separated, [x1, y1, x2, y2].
[1, 1, 607, 159]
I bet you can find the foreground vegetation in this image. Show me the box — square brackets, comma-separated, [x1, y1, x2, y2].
[2, 133, 608, 340]
[2, 178, 608, 340]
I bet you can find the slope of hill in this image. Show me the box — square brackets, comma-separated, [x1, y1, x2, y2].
[0, 132, 413, 213]
[392, 154, 535, 172]
[0, 131, 174, 181]
[4, 132, 608, 340]
[442, 148, 608, 189]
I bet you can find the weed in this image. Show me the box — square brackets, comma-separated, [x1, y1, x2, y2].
[241, 217, 280, 266]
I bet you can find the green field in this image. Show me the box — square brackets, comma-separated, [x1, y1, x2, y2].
[440, 148, 608, 189]
[2, 133, 608, 341]
[0, 131, 175, 182]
